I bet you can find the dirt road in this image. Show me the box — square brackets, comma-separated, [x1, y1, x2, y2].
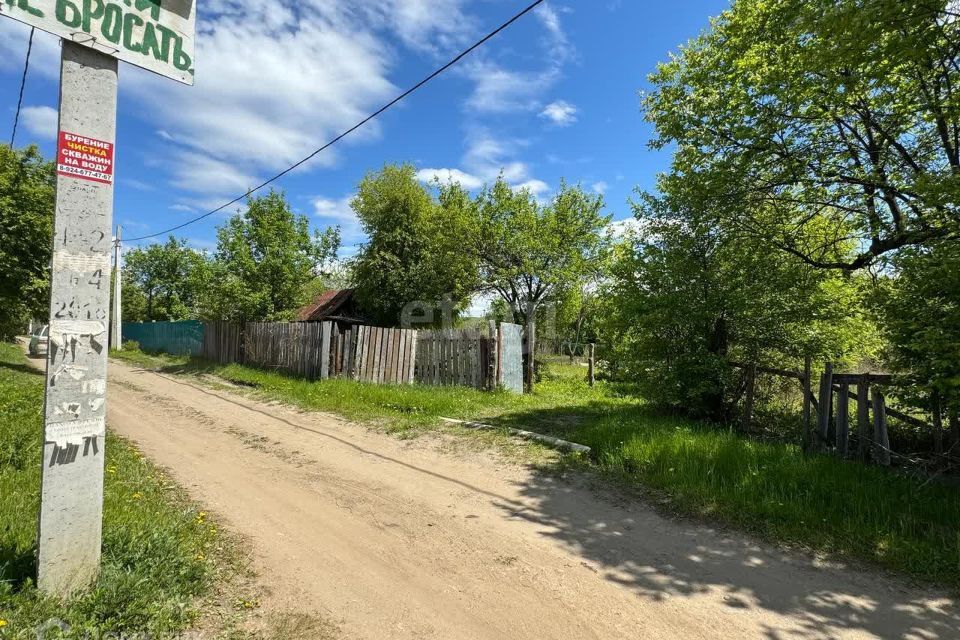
[100, 359, 957, 639]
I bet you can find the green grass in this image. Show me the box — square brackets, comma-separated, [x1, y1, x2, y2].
[111, 349, 960, 588]
[0, 343, 250, 638]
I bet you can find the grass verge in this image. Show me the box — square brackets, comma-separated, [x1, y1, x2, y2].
[111, 348, 960, 588]
[0, 343, 256, 638]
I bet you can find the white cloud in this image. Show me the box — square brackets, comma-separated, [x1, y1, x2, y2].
[123, 178, 157, 192]
[0, 22, 60, 78]
[591, 181, 608, 195]
[20, 105, 58, 140]
[119, 0, 478, 201]
[313, 195, 364, 243]
[464, 60, 559, 114]
[534, 3, 575, 63]
[539, 100, 578, 126]
[462, 1, 574, 116]
[305, 0, 475, 55]
[415, 168, 484, 189]
[608, 218, 646, 238]
[415, 131, 548, 196]
[514, 179, 550, 196]
[313, 195, 355, 223]
[124, 11, 395, 198]
[168, 151, 259, 195]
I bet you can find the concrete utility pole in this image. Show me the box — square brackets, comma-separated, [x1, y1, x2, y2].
[111, 225, 122, 349]
[37, 41, 118, 597]
[1, 0, 197, 601]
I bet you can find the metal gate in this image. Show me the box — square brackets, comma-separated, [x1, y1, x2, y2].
[500, 322, 524, 393]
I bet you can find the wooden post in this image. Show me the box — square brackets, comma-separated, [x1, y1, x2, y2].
[816, 362, 834, 450]
[741, 362, 756, 433]
[487, 320, 498, 390]
[588, 343, 596, 388]
[524, 316, 536, 394]
[111, 225, 122, 349]
[950, 405, 960, 456]
[857, 377, 870, 461]
[497, 323, 504, 388]
[871, 387, 891, 466]
[802, 355, 812, 450]
[836, 384, 850, 457]
[931, 390, 944, 455]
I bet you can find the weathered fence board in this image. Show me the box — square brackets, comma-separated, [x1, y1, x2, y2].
[198, 320, 518, 392]
[201, 321, 241, 364]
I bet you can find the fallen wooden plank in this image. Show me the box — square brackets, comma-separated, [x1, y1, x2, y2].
[440, 418, 591, 455]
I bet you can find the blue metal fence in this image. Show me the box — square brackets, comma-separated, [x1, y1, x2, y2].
[122, 321, 204, 356]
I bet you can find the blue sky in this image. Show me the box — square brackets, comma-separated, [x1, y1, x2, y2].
[1, 0, 729, 258]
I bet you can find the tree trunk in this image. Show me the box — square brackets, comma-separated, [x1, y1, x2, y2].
[704, 316, 729, 422]
[802, 356, 813, 450]
[931, 390, 943, 455]
[525, 315, 536, 393]
[950, 405, 959, 457]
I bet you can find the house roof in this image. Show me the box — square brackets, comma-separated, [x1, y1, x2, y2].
[296, 289, 361, 322]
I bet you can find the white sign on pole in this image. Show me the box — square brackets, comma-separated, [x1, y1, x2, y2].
[1, 0, 196, 84]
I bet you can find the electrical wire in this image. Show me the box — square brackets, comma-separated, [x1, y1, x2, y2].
[127, 0, 546, 242]
[9, 27, 35, 148]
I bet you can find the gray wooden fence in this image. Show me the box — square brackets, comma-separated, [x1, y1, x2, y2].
[414, 329, 489, 388]
[202, 321, 243, 365]
[201, 320, 522, 392]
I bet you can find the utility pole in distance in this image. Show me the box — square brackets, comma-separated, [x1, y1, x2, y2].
[111, 225, 122, 349]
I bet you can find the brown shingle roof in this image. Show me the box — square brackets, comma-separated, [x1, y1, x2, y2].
[295, 289, 358, 322]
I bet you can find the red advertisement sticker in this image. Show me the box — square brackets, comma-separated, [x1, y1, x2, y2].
[56, 131, 115, 185]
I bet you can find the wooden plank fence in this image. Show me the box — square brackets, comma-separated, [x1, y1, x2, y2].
[413, 329, 492, 389]
[731, 359, 952, 466]
[202, 321, 242, 364]
[201, 321, 514, 391]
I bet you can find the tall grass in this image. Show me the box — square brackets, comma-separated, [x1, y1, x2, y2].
[0, 344, 242, 637]
[113, 349, 960, 587]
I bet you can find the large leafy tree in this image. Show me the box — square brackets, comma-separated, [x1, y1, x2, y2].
[644, 0, 960, 271]
[0, 145, 54, 338]
[473, 177, 610, 390]
[202, 190, 340, 322]
[351, 164, 478, 326]
[598, 193, 878, 421]
[876, 238, 960, 443]
[123, 237, 207, 321]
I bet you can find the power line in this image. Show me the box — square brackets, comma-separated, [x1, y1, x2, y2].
[128, 0, 546, 243]
[9, 27, 35, 148]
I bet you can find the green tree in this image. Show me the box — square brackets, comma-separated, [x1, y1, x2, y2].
[473, 177, 610, 390]
[123, 237, 207, 321]
[552, 284, 599, 361]
[598, 194, 878, 422]
[202, 190, 340, 322]
[351, 164, 478, 326]
[876, 239, 960, 445]
[643, 0, 960, 271]
[0, 145, 54, 338]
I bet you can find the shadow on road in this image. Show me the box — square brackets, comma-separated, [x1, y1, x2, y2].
[497, 470, 959, 640]
[112, 358, 960, 639]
